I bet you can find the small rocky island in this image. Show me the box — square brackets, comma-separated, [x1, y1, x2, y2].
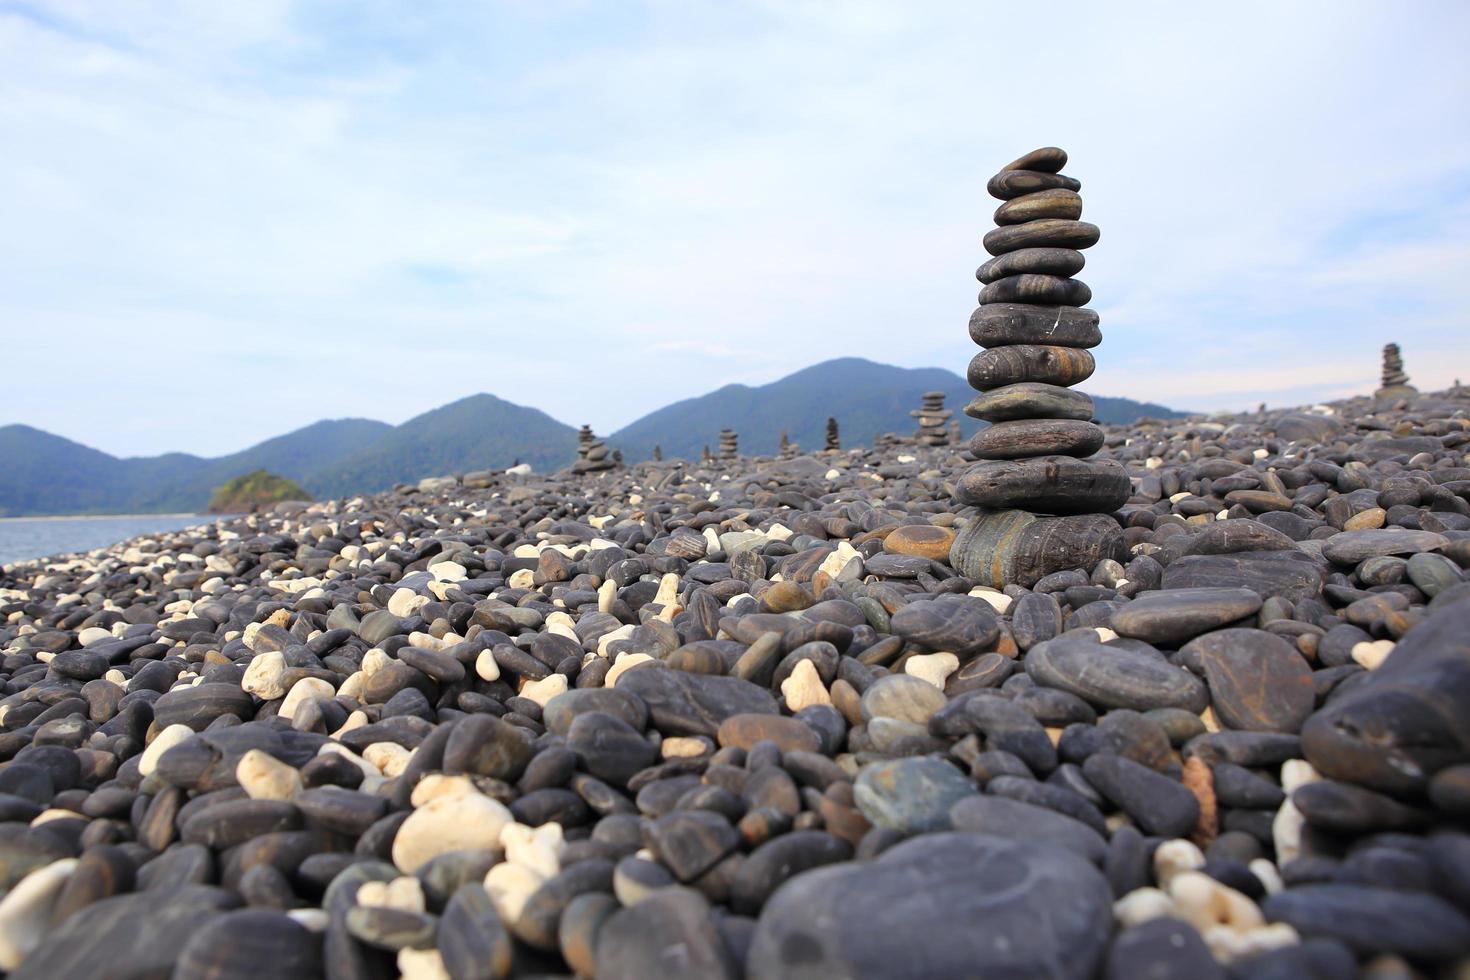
[207, 469, 311, 514]
[0, 152, 1467, 979]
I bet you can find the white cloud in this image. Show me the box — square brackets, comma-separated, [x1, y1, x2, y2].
[2, 0, 1468, 455]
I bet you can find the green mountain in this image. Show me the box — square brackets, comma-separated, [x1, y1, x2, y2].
[607, 357, 1188, 460]
[1, 361, 1186, 515]
[305, 394, 580, 498]
[0, 418, 389, 516]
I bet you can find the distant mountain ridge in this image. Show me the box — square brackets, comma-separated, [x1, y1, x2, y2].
[0, 358, 1187, 515]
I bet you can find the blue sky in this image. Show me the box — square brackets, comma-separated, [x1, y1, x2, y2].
[2, 1, 1468, 457]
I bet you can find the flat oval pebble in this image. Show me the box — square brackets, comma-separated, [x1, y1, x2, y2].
[1027, 635, 1209, 712]
[968, 303, 1101, 348]
[977, 247, 1087, 284]
[979, 273, 1092, 307]
[984, 218, 1100, 255]
[748, 833, 1111, 978]
[986, 169, 1083, 200]
[1184, 628, 1315, 733]
[1110, 587, 1262, 645]
[954, 457, 1130, 515]
[967, 344, 1096, 391]
[994, 187, 1083, 225]
[965, 382, 1095, 422]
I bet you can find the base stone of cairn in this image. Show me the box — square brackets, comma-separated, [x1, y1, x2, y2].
[1375, 343, 1417, 399]
[950, 146, 1127, 588]
[571, 425, 618, 474]
[719, 429, 738, 461]
[825, 417, 840, 452]
[911, 391, 952, 447]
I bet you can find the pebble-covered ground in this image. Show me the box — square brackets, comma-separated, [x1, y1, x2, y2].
[1, 388, 1468, 979]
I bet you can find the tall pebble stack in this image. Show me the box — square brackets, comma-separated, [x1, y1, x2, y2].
[949, 146, 1129, 587]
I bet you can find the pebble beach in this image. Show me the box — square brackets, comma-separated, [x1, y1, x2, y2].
[0, 384, 1468, 978]
[1, 144, 1468, 980]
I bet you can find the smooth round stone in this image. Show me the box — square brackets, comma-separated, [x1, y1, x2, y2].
[1273, 413, 1345, 443]
[1105, 918, 1223, 980]
[645, 811, 740, 882]
[615, 668, 778, 737]
[152, 683, 256, 731]
[1026, 635, 1209, 712]
[1110, 588, 1263, 645]
[1262, 885, 1470, 960]
[859, 674, 948, 724]
[967, 345, 1096, 392]
[1322, 529, 1450, 565]
[1406, 552, 1462, 597]
[729, 831, 852, 915]
[979, 274, 1092, 307]
[541, 688, 647, 736]
[1293, 779, 1429, 834]
[567, 712, 657, 787]
[1081, 754, 1199, 838]
[1181, 519, 1297, 556]
[9, 886, 237, 980]
[984, 218, 1099, 256]
[965, 382, 1094, 423]
[558, 892, 617, 979]
[954, 457, 1130, 516]
[994, 187, 1083, 225]
[987, 170, 1083, 201]
[1302, 600, 1470, 795]
[968, 303, 1101, 349]
[852, 757, 976, 833]
[443, 715, 535, 781]
[595, 887, 736, 979]
[1161, 552, 1327, 603]
[977, 247, 1086, 284]
[889, 597, 999, 654]
[716, 714, 821, 754]
[174, 909, 322, 980]
[748, 832, 1111, 979]
[1001, 146, 1068, 173]
[438, 883, 513, 980]
[949, 510, 1125, 590]
[969, 419, 1104, 460]
[1183, 628, 1315, 733]
[883, 525, 956, 562]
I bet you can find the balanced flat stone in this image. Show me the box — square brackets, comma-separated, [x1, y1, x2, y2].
[1183, 628, 1315, 733]
[979, 273, 1092, 306]
[969, 418, 1105, 459]
[967, 344, 1096, 391]
[994, 188, 1083, 225]
[949, 510, 1125, 589]
[747, 833, 1112, 979]
[954, 457, 1130, 515]
[965, 382, 1095, 422]
[1109, 587, 1263, 645]
[984, 218, 1100, 256]
[1001, 146, 1068, 173]
[977, 247, 1086, 284]
[968, 303, 1101, 348]
[987, 169, 1083, 200]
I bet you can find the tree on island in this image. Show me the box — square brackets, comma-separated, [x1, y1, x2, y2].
[207, 469, 310, 514]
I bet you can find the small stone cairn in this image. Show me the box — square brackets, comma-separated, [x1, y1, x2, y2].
[825, 417, 840, 451]
[778, 431, 799, 459]
[719, 429, 738, 461]
[1376, 343, 1416, 398]
[571, 425, 617, 474]
[911, 391, 952, 447]
[651, 444, 662, 462]
[949, 146, 1129, 587]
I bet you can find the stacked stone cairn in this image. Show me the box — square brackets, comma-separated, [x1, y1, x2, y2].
[911, 390, 951, 447]
[651, 444, 662, 462]
[949, 146, 1130, 588]
[1377, 342, 1416, 398]
[825, 416, 840, 451]
[948, 418, 962, 446]
[719, 428, 738, 461]
[570, 425, 617, 474]
[778, 431, 799, 459]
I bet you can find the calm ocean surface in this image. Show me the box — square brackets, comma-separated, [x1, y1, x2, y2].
[0, 514, 220, 566]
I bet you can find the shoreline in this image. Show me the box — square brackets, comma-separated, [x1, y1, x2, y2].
[0, 512, 217, 523]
